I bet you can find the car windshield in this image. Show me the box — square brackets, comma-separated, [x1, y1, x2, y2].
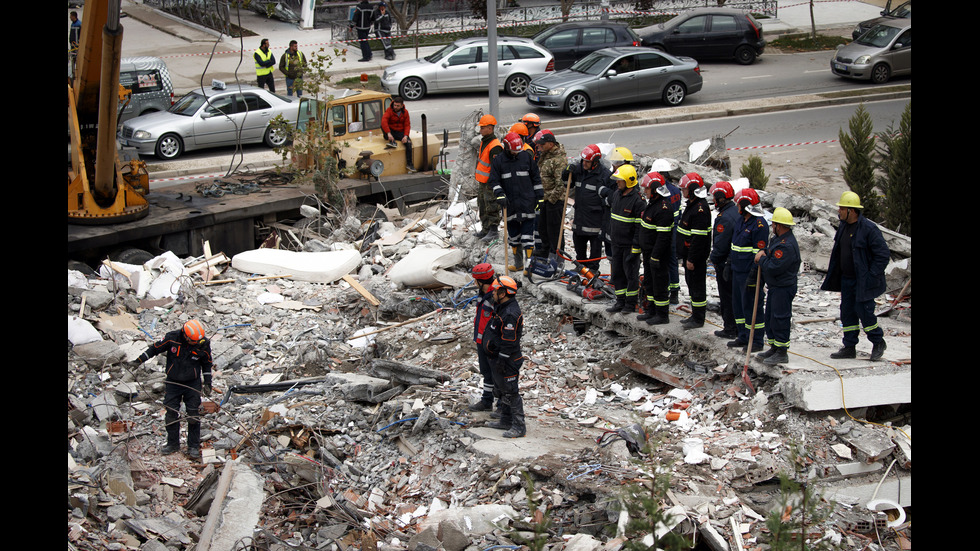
[856, 24, 902, 47]
[169, 92, 207, 116]
[569, 52, 614, 75]
[424, 43, 459, 63]
[889, 1, 911, 17]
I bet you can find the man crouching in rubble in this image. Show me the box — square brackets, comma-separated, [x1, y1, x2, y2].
[483, 276, 526, 438]
[136, 320, 213, 459]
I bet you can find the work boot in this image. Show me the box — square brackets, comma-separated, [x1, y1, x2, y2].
[714, 327, 737, 339]
[624, 299, 637, 314]
[508, 247, 524, 272]
[502, 427, 526, 438]
[870, 341, 887, 361]
[830, 346, 856, 359]
[490, 410, 502, 419]
[747, 342, 764, 353]
[502, 395, 526, 438]
[763, 348, 789, 365]
[160, 444, 179, 455]
[669, 289, 679, 305]
[187, 447, 202, 460]
[646, 306, 670, 325]
[522, 248, 534, 276]
[468, 400, 493, 412]
[481, 228, 499, 242]
[636, 309, 653, 321]
[606, 299, 625, 313]
[756, 346, 778, 360]
[487, 420, 510, 430]
[727, 338, 748, 348]
[475, 227, 488, 239]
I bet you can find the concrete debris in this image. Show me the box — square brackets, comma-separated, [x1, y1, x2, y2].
[68, 149, 911, 550]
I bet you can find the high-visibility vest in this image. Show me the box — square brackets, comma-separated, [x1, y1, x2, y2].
[475, 138, 501, 184]
[255, 48, 274, 76]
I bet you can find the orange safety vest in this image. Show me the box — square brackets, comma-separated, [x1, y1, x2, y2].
[475, 137, 501, 184]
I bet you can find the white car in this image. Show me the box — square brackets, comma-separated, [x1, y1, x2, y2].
[381, 37, 555, 100]
[118, 83, 297, 159]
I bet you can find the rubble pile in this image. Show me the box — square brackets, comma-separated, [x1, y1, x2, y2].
[69, 184, 910, 550]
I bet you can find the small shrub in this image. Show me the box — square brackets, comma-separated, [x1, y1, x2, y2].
[740, 155, 769, 191]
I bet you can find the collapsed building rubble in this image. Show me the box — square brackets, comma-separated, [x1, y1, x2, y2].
[68, 148, 910, 551]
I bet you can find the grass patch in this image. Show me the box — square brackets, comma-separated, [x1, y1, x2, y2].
[336, 74, 384, 91]
[769, 33, 849, 52]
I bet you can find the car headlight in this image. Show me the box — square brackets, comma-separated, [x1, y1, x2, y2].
[384, 71, 394, 79]
[854, 55, 871, 65]
[548, 87, 566, 96]
[133, 130, 152, 140]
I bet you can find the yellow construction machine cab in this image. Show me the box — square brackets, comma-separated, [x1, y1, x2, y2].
[292, 89, 440, 178]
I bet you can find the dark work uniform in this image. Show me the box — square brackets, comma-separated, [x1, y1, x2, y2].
[710, 200, 741, 334]
[570, 161, 612, 271]
[758, 229, 801, 351]
[350, 1, 375, 61]
[676, 195, 711, 323]
[483, 297, 526, 436]
[638, 190, 675, 315]
[489, 149, 543, 252]
[472, 286, 496, 406]
[608, 186, 646, 310]
[665, 181, 682, 297]
[731, 214, 769, 347]
[139, 330, 213, 450]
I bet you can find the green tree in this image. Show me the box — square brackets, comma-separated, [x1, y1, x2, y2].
[875, 102, 911, 235]
[740, 155, 769, 191]
[764, 443, 837, 551]
[839, 104, 880, 221]
[620, 435, 688, 551]
[386, 0, 431, 32]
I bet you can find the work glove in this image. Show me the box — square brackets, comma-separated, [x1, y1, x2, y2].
[561, 165, 571, 181]
[496, 195, 508, 210]
[202, 384, 212, 397]
[535, 199, 543, 212]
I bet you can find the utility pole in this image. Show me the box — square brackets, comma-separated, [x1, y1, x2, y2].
[487, 0, 499, 120]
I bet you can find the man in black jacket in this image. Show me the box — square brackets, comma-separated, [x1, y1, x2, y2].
[137, 320, 213, 459]
[483, 276, 526, 438]
[374, 2, 395, 60]
[350, 0, 375, 62]
[675, 173, 712, 328]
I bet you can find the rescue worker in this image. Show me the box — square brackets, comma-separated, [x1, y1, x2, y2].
[821, 191, 890, 361]
[652, 158, 683, 304]
[637, 171, 674, 325]
[755, 208, 801, 365]
[567, 145, 611, 272]
[350, 0, 375, 62]
[469, 263, 499, 411]
[381, 96, 415, 172]
[136, 320, 213, 459]
[278, 40, 307, 97]
[483, 275, 526, 438]
[489, 131, 543, 273]
[533, 129, 568, 259]
[602, 147, 635, 261]
[474, 114, 503, 242]
[254, 38, 276, 92]
[728, 188, 768, 351]
[508, 123, 534, 154]
[606, 164, 645, 313]
[373, 2, 395, 60]
[675, 173, 711, 328]
[709, 181, 740, 339]
[520, 113, 541, 148]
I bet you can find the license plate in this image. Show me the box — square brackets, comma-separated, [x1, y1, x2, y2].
[528, 95, 539, 102]
[120, 139, 129, 146]
[833, 62, 846, 71]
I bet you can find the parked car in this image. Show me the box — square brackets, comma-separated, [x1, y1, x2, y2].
[635, 8, 766, 65]
[381, 37, 554, 100]
[526, 47, 702, 116]
[118, 56, 174, 123]
[831, 20, 910, 84]
[532, 21, 642, 70]
[852, 0, 910, 39]
[118, 83, 297, 160]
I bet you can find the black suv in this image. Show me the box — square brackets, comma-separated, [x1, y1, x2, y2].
[852, 0, 910, 39]
[533, 22, 642, 70]
[636, 8, 766, 65]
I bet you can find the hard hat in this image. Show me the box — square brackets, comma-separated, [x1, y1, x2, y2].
[771, 207, 795, 226]
[478, 114, 497, 127]
[495, 275, 519, 295]
[471, 262, 495, 281]
[734, 187, 761, 206]
[650, 158, 675, 172]
[608, 147, 634, 163]
[183, 320, 206, 344]
[509, 122, 528, 136]
[612, 164, 638, 187]
[581, 144, 602, 162]
[639, 171, 664, 190]
[533, 129, 557, 145]
[709, 181, 734, 199]
[503, 132, 524, 153]
[678, 172, 704, 190]
[521, 113, 541, 125]
[837, 191, 863, 209]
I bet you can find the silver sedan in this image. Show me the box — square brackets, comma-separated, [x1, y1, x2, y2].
[118, 84, 297, 160]
[526, 47, 703, 116]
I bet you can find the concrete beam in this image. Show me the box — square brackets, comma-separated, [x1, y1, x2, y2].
[777, 365, 911, 411]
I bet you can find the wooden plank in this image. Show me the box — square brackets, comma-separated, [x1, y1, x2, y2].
[342, 274, 381, 306]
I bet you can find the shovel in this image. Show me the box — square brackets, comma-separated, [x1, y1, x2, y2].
[742, 270, 761, 394]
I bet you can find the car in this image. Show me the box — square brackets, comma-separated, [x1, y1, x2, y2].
[118, 57, 174, 123]
[380, 36, 554, 100]
[852, 0, 910, 39]
[635, 8, 766, 65]
[831, 20, 910, 84]
[525, 47, 702, 116]
[118, 83, 297, 160]
[531, 21, 643, 70]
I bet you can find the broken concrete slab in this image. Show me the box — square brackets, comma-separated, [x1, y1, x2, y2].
[777, 364, 911, 411]
[388, 246, 469, 288]
[199, 460, 265, 551]
[231, 248, 361, 283]
[419, 504, 518, 536]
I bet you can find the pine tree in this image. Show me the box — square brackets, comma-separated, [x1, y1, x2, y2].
[839, 104, 880, 221]
[740, 155, 769, 191]
[876, 102, 911, 235]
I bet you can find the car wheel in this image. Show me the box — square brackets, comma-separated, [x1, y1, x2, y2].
[264, 124, 288, 148]
[155, 133, 183, 160]
[870, 63, 891, 84]
[399, 77, 426, 100]
[505, 74, 530, 96]
[662, 82, 686, 106]
[735, 45, 756, 65]
[564, 92, 590, 116]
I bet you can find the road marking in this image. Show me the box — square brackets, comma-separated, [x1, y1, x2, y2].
[741, 74, 772, 79]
